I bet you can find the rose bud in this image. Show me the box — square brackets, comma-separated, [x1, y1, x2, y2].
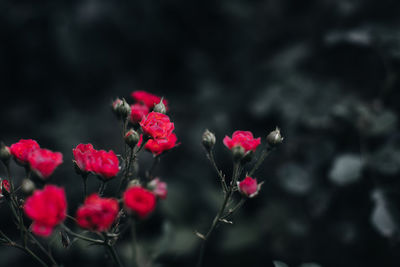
[60, 231, 70, 248]
[73, 143, 95, 175]
[237, 176, 263, 198]
[21, 178, 36, 195]
[0, 142, 11, 164]
[125, 129, 140, 148]
[0, 179, 10, 199]
[148, 178, 167, 199]
[28, 148, 63, 179]
[76, 194, 119, 232]
[153, 98, 167, 114]
[24, 185, 67, 237]
[10, 139, 40, 165]
[127, 179, 141, 188]
[202, 129, 216, 152]
[130, 104, 149, 124]
[223, 131, 261, 154]
[266, 127, 284, 146]
[123, 186, 156, 218]
[112, 98, 131, 119]
[232, 145, 245, 162]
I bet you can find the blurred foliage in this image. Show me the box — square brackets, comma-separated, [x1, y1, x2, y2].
[1, 0, 400, 266]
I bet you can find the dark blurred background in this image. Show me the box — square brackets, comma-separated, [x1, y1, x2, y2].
[1, 0, 400, 266]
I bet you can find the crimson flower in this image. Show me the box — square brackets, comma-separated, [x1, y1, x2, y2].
[130, 104, 149, 124]
[76, 194, 119, 232]
[10, 139, 40, 164]
[131, 90, 168, 110]
[123, 186, 156, 218]
[237, 176, 262, 198]
[28, 148, 63, 179]
[90, 150, 119, 179]
[140, 112, 174, 140]
[24, 185, 67, 237]
[223, 131, 261, 153]
[73, 143, 95, 173]
[148, 178, 167, 199]
[0, 179, 10, 199]
[137, 133, 178, 155]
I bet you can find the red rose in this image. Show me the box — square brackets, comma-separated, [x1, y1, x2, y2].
[237, 176, 262, 198]
[28, 148, 63, 179]
[148, 178, 167, 199]
[140, 112, 174, 140]
[123, 186, 156, 218]
[137, 133, 177, 155]
[10, 139, 40, 164]
[90, 150, 119, 179]
[131, 90, 168, 110]
[130, 104, 149, 124]
[0, 179, 10, 199]
[73, 143, 95, 173]
[76, 193, 119, 232]
[223, 131, 261, 153]
[24, 185, 67, 237]
[145, 133, 178, 155]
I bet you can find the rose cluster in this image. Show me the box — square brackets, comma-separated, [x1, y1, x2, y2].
[9, 139, 63, 179]
[0, 89, 282, 267]
[73, 143, 120, 180]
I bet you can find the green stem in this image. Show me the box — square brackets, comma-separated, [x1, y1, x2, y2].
[248, 146, 274, 177]
[148, 155, 160, 180]
[82, 174, 88, 199]
[2, 163, 57, 266]
[130, 219, 138, 267]
[206, 152, 227, 193]
[0, 230, 48, 267]
[28, 232, 58, 266]
[197, 162, 240, 267]
[221, 198, 246, 220]
[61, 225, 104, 244]
[13, 243, 49, 267]
[119, 147, 134, 192]
[98, 180, 107, 196]
[106, 242, 124, 267]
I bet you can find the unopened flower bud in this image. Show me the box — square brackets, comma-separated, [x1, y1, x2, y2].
[266, 127, 284, 146]
[112, 98, 123, 112]
[125, 129, 140, 148]
[232, 145, 245, 162]
[237, 176, 263, 198]
[60, 231, 71, 248]
[0, 179, 10, 199]
[202, 129, 216, 152]
[0, 142, 11, 164]
[112, 98, 131, 119]
[21, 178, 35, 195]
[127, 179, 141, 188]
[148, 178, 167, 199]
[153, 98, 166, 114]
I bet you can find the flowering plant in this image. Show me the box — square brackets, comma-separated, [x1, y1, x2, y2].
[0, 91, 282, 267]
